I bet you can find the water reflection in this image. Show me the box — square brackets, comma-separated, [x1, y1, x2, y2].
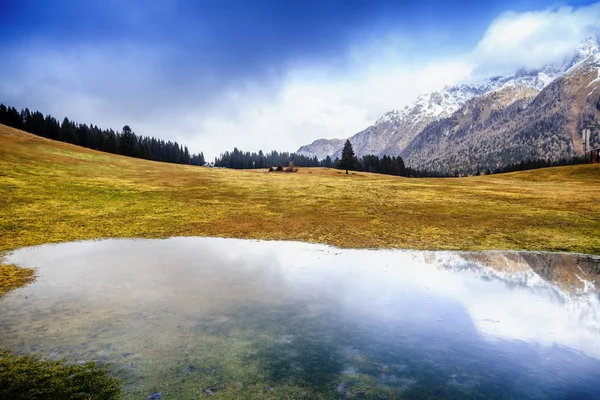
[1, 238, 599, 399]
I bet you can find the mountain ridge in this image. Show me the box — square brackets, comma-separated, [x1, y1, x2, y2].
[297, 36, 600, 173]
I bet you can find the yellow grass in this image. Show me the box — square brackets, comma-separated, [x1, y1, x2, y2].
[1, 123, 600, 255]
[0, 263, 35, 297]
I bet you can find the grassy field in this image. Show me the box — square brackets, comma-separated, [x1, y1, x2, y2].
[1, 123, 600, 255]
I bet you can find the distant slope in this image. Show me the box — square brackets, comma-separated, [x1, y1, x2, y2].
[297, 84, 484, 160]
[297, 36, 600, 174]
[297, 138, 345, 160]
[2, 124, 600, 255]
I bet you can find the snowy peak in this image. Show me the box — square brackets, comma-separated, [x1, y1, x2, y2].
[296, 36, 600, 161]
[412, 84, 482, 119]
[371, 67, 561, 132]
[388, 35, 600, 127]
[374, 110, 404, 126]
[479, 69, 560, 93]
[373, 84, 483, 130]
[567, 36, 600, 69]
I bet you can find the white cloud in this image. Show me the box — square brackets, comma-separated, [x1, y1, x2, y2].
[194, 3, 600, 158]
[3, 3, 600, 159]
[472, 3, 600, 77]
[193, 52, 472, 158]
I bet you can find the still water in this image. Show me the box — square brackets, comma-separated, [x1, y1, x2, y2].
[1, 238, 599, 399]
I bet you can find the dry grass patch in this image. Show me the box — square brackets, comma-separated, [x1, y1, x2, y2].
[0, 264, 35, 298]
[1, 124, 600, 254]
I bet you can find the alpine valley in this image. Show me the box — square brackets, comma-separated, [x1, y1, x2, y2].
[297, 37, 600, 174]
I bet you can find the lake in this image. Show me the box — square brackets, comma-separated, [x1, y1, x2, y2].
[1, 237, 599, 399]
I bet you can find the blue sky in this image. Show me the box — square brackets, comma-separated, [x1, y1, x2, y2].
[1, 0, 599, 157]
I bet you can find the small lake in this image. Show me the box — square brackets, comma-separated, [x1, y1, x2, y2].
[1, 238, 600, 399]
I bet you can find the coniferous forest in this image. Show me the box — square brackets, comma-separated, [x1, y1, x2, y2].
[213, 148, 322, 169]
[2, 102, 586, 177]
[213, 147, 447, 177]
[214, 146, 586, 178]
[0, 104, 205, 166]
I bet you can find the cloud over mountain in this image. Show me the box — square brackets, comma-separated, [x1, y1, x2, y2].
[1, 1, 600, 159]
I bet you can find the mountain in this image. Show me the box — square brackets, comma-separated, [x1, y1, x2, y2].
[297, 37, 600, 173]
[404, 47, 600, 173]
[297, 84, 484, 160]
[296, 138, 345, 161]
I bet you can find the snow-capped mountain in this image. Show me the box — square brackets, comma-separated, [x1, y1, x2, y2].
[297, 84, 484, 160]
[297, 36, 600, 171]
[403, 44, 600, 173]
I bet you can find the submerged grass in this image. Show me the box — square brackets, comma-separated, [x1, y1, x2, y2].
[0, 257, 120, 400]
[0, 350, 122, 400]
[1, 124, 599, 255]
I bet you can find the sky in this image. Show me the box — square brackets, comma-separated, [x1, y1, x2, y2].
[1, 0, 600, 159]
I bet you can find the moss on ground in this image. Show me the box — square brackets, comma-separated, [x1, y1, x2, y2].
[0, 350, 122, 400]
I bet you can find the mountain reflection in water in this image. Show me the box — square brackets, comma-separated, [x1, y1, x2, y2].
[1, 238, 599, 399]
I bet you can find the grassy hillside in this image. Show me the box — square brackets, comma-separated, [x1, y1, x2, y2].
[1, 124, 600, 254]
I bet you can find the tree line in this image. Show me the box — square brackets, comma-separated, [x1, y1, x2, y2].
[341, 140, 587, 177]
[3, 102, 584, 177]
[214, 140, 445, 177]
[359, 154, 587, 177]
[214, 148, 322, 169]
[344, 153, 450, 178]
[0, 103, 205, 166]
[485, 156, 585, 175]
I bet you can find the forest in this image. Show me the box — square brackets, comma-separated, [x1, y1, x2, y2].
[0, 104, 205, 166]
[214, 145, 587, 178]
[214, 147, 449, 177]
[1, 102, 586, 178]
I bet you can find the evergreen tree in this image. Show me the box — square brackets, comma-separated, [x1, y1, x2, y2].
[106, 130, 118, 154]
[59, 117, 79, 145]
[257, 150, 266, 168]
[45, 115, 60, 140]
[119, 125, 136, 156]
[339, 139, 356, 174]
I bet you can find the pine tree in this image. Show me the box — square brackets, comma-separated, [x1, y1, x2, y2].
[59, 117, 79, 145]
[119, 125, 136, 156]
[340, 140, 356, 174]
[45, 115, 60, 140]
[106, 130, 118, 153]
[257, 150, 266, 168]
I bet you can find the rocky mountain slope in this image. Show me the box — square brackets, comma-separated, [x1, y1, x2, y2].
[404, 51, 600, 173]
[296, 138, 345, 161]
[297, 84, 484, 160]
[297, 37, 600, 173]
